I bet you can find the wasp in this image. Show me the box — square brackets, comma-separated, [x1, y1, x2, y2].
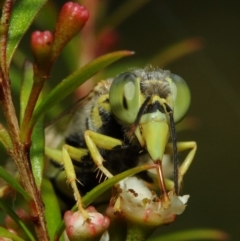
[47, 67, 196, 214]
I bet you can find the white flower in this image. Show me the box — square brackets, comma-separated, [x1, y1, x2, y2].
[115, 177, 189, 226]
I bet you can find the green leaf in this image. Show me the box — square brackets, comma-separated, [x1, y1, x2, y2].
[20, 60, 34, 124]
[100, 0, 151, 30]
[31, 50, 133, 128]
[149, 229, 229, 241]
[150, 37, 203, 67]
[54, 164, 155, 240]
[0, 227, 26, 241]
[6, 0, 47, 68]
[0, 199, 36, 241]
[42, 178, 63, 241]
[0, 123, 12, 149]
[82, 164, 155, 208]
[0, 166, 31, 201]
[30, 117, 44, 188]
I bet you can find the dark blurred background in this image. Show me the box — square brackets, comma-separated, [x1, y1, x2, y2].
[7, 0, 240, 240]
[107, 1, 240, 240]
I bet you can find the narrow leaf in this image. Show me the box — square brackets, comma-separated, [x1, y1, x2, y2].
[100, 0, 151, 30]
[31, 50, 133, 128]
[82, 164, 155, 207]
[0, 199, 36, 241]
[6, 0, 47, 68]
[54, 164, 155, 240]
[20, 60, 34, 124]
[0, 227, 26, 241]
[0, 166, 31, 201]
[149, 229, 229, 241]
[42, 178, 62, 241]
[150, 37, 203, 67]
[30, 117, 44, 188]
[0, 123, 12, 149]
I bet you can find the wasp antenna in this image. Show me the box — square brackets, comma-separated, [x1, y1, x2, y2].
[165, 103, 179, 194]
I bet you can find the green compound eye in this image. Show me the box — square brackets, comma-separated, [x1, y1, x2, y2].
[109, 72, 140, 124]
[170, 74, 191, 123]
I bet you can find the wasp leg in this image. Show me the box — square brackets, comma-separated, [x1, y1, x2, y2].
[84, 130, 124, 179]
[165, 141, 197, 192]
[45, 146, 88, 165]
[62, 145, 89, 220]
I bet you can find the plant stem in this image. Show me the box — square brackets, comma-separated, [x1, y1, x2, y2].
[20, 70, 47, 143]
[0, 0, 13, 77]
[0, 72, 49, 241]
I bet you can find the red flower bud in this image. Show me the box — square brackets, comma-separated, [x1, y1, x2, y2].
[51, 2, 89, 62]
[30, 30, 53, 71]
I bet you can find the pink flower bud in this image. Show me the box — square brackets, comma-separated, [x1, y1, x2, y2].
[30, 31, 53, 71]
[64, 206, 110, 241]
[51, 2, 89, 62]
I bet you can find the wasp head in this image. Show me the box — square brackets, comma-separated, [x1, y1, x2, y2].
[109, 67, 191, 194]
